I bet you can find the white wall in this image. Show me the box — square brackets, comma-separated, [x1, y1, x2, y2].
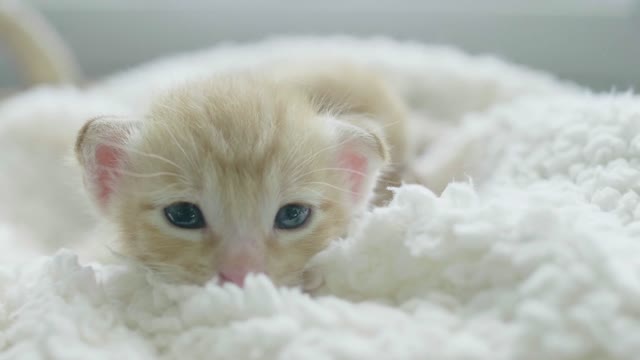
[2, 0, 639, 90]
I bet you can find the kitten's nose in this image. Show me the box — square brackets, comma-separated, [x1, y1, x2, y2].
[219, 270, 252, 287]
[217, 244, 265, 287]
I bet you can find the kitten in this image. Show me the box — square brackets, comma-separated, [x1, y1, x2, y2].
[75, 61, 408, 288]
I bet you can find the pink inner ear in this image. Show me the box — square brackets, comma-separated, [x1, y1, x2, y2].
[94, 144, 123, 204]
[339, 146, 369, 202]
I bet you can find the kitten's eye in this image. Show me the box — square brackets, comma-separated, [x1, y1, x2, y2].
[274, 204, 311, 230]
[163, 202, 206, 229]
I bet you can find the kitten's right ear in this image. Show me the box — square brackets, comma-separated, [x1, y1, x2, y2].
[75, 116, 140, 209]
[329, 118, 390, 210]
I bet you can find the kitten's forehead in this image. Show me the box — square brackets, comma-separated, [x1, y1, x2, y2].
[146, 75, 321, 161]
[137, 74, 337, 228]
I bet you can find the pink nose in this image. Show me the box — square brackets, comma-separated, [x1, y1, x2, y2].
[217, 243, 265, 287]
[219, 270, 251, 287]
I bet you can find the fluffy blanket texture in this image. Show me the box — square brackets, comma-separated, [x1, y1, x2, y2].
[1, 37, 639, 360]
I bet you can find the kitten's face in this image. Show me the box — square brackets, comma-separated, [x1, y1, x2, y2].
[76, 76, 386, 287]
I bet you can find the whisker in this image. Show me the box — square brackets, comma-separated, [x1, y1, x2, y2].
[112, 169, 186, 179]
[304, 181, 357, 196]
[98, 139, 189, 174]
[290, 166, 402, 188]
[135, 184, 188, 198]
[153, 119, 201, 172]
[287, 137, 353, 179]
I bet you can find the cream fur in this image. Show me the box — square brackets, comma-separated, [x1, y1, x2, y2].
[0, 0, 79, 85]
[75, 66, 400, 287]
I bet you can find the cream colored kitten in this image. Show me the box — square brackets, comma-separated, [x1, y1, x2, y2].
[75, 62, 408, 288]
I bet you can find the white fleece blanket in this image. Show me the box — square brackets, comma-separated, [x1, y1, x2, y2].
[1, 37, 639, 360]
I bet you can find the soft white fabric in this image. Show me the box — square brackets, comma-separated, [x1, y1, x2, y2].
[1, 37, 639, 359]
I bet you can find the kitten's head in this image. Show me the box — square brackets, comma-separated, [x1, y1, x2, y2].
[76, 75, 388, 287]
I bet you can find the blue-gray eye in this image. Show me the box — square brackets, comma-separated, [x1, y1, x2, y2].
[163, 202, 206, 229]
[274, 204, 311, 229]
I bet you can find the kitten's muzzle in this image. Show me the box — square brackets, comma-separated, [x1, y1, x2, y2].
[217, 242, 266, 287]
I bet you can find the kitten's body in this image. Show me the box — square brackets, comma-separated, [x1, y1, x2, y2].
[76, 61, 408, 287]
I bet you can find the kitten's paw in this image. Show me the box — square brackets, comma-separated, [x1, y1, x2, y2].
[302, 268, 325, 295]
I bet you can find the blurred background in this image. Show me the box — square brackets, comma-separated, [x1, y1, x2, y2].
[0, 0, 639, 91]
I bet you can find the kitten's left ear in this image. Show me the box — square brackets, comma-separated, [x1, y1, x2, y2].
[331, 118, 390, 209]
[75, 116, 140, 210]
